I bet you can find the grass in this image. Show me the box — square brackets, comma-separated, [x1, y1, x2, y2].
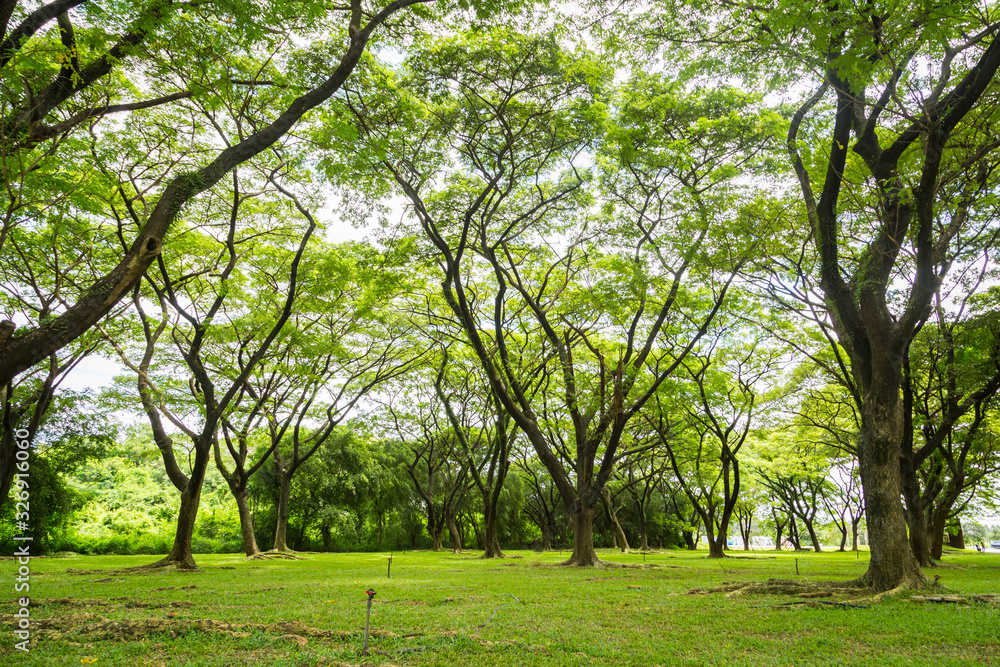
[2, 548, 998, 666]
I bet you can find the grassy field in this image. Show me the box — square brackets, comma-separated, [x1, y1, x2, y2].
[2, 548, 998, 666]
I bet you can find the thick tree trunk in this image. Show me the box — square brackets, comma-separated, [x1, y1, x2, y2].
[447, 512, 462, 553]
[564, 503, 599, 566]
[803, 519, 822, 552]
[601, 488, 630, 553]
[157, 482, 203, 569]
[901, 466, 932, 566]
[930, 511, 948, 560]
[707, 534, 725, 558]
[639, 519, 650, 551]
[856, 395, 925, 589]
[851, 519, 861, 551]
[232, 484, 260, 557]
[272, 469, 293, 552]
[948, 526, 964, 549]
[481, 492, 504, 558]
[429, 523, 444, 551]
[682, 531, 696, 550]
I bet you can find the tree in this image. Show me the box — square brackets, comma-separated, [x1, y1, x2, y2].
[341, 25, 771, 564]
[655, 334, 774, 557]
[435, 348, 518, 558]
[102, 163, 319, 569]
[0, 0, 437, 389]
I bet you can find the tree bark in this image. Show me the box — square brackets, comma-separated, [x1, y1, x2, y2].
[601, 487, 630, 553]
[156, 475, 204, 570]
[481, 491, 504, 558]
[272, 461, 293, 552]
[232, 483, 260, 557]
[447, 512, 462, 553]
[563, 504, 599, 566]
[803, 518, 822, 553]
[856, 394, 925, 588]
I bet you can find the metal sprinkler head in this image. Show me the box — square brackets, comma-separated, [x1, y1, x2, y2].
[362, 588, 377, 655]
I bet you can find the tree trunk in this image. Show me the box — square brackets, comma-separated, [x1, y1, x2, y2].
[232, 484, 260, 556]
[803, 519, 822, 552]
[930, 511, 948, 560]
[856, 397, 925, 589]
[707, 533, 725, 558]
[481, 491, 504, 558]
[447, 512, 462, 553]
[0, 431, 18, 516]
[851, 518, 861, 551]
[601, 488, 629, 553]
[272, 463, 293, 552]
[774, 520, 784, 551]
[682, 531, 696, 550]
[157, 482, 202, 569]
[901, 464, 932, 566]
[947, 526, 964, 549]
[430, 524, 444, 551]
[564, 503, 599, 566]
[639, 519, 650, 551]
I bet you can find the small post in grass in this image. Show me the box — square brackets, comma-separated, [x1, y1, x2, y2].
[362, 588, 377, 655]
[388, 552, 393, 579]
[795, 558, 800, 575]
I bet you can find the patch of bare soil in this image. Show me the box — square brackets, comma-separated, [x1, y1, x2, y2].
[245, 551, 306, 561]
[0, 614, 399, 647]
[688, 578, 864, 598]
[26, 597, 195, 609]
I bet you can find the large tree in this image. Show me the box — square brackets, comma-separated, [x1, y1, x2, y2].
[0, 0, 437, 388]
[647, 0, 1000, 589]
[340, 27, 772, 564]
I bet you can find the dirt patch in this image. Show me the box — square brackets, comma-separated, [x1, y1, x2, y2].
[245, 552, 306, 561]
[0, 614, 399, 646]
[27, 597, 195, 610]
[688, 578, 862, 598]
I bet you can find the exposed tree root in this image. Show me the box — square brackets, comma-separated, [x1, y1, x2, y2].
[66, 561, 199, 576]
[854, 583, 907, 605]
[245, 551, 306, 561]
[688, 578, 864, 598]
[115, 559, 200, 574]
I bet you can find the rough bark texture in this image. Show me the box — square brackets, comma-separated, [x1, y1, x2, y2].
[232, 485, 260, 557]
[481, 491, 504, 558]
[601, 488, 630, 553]
[564, 505, 599, 566]
[272, 464, 292, 552]
[856, 391, 924, 589]
[155, 476, 204, 570]
[948, 527, 965, 549]
[447, 513, 463, 553]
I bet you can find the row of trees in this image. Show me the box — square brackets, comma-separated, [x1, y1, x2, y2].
[2, 0, 999, 591]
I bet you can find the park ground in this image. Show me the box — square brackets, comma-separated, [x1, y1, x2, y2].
[2, 548, 998, 666]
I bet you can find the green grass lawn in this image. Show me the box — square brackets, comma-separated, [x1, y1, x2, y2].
[2, 548, 998, 666]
